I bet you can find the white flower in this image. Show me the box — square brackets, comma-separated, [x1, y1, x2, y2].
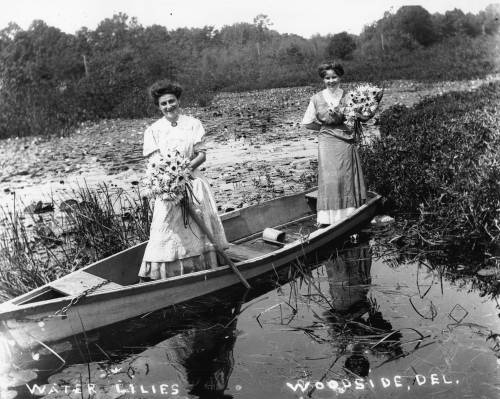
[142, 150, 192, 201]
[340, 83, 382, 129]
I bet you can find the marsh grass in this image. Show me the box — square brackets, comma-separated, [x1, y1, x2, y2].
[66, 183, 152, 260]
[0, 184, 153, 301]
[0, 200, 57, 300]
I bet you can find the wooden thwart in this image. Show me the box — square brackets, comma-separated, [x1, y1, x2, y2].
[50, 272, 122, 296]
[305, 190, 318, 200]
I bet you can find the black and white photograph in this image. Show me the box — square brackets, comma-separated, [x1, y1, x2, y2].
[0, 1, 499, 398]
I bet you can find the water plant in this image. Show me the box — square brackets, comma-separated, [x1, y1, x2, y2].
[360, 82, 500, 255]
[0, 184, 152, 301]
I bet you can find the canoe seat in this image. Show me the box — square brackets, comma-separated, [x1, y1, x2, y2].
[226, 243, 267, 262]
[305, 190, 318, 200]
[50, 271, 122, 296]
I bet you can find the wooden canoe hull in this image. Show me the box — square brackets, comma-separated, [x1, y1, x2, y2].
[0, 190, 381, 349]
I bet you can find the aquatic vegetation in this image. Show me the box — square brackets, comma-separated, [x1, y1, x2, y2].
[0, 185, 152, 300]
[360, 82, 500, 256]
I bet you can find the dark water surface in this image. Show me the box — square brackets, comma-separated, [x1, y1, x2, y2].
[2, 234, 499, 399]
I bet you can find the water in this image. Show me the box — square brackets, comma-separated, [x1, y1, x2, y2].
[1, 233, 499, 399]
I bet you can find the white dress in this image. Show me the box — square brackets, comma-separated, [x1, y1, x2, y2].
[139, 115, 229, 279]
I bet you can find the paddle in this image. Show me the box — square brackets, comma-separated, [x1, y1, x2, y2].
[187, 205, 251, 289]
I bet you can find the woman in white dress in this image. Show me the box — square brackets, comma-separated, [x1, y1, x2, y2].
[139, 80, 229, 280]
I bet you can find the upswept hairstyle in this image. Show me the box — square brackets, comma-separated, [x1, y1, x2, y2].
[149, 80, 183, 106]
[318, 62, 345, 78]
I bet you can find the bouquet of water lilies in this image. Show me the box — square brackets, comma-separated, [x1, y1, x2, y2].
[341, 84, 384, 129]
[142, 151, 193, 202]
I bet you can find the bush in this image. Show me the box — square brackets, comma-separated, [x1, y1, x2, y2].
[326, 32, 357, 60]
[360, 82, 500, 251]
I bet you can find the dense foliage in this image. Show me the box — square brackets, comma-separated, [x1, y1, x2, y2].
[0, 5, 499, 138]
[360, 82, 500, 252]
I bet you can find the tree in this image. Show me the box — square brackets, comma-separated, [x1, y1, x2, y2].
[481, 4, 500, 34]
[463, 13, 483, 37]
[253, 14, 273, 31]
[393, 6, 437, 46]
[253, 14, 273, 57]
[326, 32, 357, 59]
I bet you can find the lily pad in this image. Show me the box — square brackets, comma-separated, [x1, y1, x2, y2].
[476, 267, 500, 277]
[371, 215, 395, 226]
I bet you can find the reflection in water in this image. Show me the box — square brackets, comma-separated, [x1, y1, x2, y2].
[326, 242, 372, 315]
[324, 237, 403, 379]
[173, 296, 242, 398]
[3, 232, 499, 399]
[5, 288, 252, 398]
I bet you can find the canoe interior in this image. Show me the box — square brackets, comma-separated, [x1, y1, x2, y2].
[8, 189, 377, 307]
[8, 189, 314, 306]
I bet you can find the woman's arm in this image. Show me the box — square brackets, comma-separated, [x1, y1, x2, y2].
[190, 151, 206, 171]
[190, 118, 207, 171]
[145, 149, 160, 160]
[302, 98, 322, 131]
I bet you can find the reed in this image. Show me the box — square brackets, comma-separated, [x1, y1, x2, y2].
[0, 184, 153, 301]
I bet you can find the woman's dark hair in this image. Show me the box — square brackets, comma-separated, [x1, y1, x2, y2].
[149, 80, 183, 105]
[318, 62, 344, 78]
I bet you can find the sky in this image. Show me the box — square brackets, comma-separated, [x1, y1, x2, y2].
[0, 0, 497, 38]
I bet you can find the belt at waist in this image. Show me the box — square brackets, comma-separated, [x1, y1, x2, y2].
[319, 125, 355, 142]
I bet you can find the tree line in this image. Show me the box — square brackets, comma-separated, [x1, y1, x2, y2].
[0, 5, 499, 138]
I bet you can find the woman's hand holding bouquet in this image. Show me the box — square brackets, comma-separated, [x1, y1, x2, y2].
[318, 107, 345, 125]
[341, 84, 384, 129]
[142, 151, 194, 203]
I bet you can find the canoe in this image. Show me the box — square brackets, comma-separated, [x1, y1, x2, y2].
[0, 189, 382, 350]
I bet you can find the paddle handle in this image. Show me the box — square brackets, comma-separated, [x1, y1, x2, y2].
[188, 206, 251, 289]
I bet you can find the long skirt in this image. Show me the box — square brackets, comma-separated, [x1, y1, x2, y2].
[139, 173, 229, 280]
[317, 134, 366, 225]
[326, 243, 371, 315]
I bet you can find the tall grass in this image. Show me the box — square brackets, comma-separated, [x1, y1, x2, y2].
[0, 185, 152, 301]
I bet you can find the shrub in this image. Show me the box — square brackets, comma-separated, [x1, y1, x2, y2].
[360, 82, 500, 251]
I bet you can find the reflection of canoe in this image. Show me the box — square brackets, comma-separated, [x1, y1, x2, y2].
[10, 291, 248, 398]
[0, 189, 381, 349]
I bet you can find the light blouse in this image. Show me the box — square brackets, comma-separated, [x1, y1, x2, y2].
[302, 88, 354, 141]
[143, 115, 206, 159]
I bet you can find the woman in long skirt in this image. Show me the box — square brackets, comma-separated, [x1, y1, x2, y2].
[139, 80, 229, 280]
[302, 62, 369, 225]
